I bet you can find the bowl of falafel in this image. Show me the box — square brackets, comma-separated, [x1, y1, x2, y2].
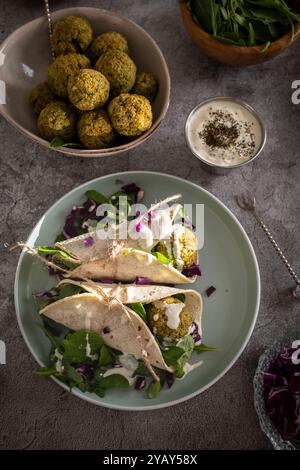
[0, 7, 170, 157]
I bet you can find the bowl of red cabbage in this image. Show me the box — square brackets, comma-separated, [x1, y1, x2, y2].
[254, 332, 300, 450]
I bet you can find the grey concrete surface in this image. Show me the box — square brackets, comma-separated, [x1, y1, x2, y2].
[1, 0, 300, 451]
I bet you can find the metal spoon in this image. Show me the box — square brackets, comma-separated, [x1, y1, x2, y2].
[236, 191, 300, 299]
[44, 0, 55, 60]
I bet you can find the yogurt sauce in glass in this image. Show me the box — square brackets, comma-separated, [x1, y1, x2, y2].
[186, 98, 264, 168]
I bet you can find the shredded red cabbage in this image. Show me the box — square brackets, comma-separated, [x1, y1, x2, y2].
[134, 376, 146, 390]
[99, 278, 115, 284]
[136, 222, 142, 233]
[135, 276, 151, 285]
[63, 199, 99, 238]
[74, 364, 94, 381]
[264, 344, 300, 444]
[206, 286, 216, 297]
[182, 264, 202, 278]
[83, 236, 94, 247]
[190, 322, 201, 343]
[166, 372, 175, 389]
[121, 182, 144, 203]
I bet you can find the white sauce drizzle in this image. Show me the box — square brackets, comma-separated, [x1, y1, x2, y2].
[153, 300, 184, 330]
[103, 354, 138, 386]
[85, 333, 98, 361]
[172, 225, 185, 269]
[54, 349, 64, 374]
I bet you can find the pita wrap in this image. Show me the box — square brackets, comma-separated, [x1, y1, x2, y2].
[54, 203, 199, 284]
[40, 280, 203, 372]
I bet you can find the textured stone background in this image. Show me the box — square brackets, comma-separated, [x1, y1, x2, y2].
[1, 0, 300, 450]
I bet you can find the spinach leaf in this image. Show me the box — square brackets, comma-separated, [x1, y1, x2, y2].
[63, 363, 84, 385]
[146, 380, 161, 399]
[128, 303, 148, 323]
[54, 232, 66, 243]
[62, 331, 103, 363]
[50, 137, 83, 148]
[99, 345, 114, 366]
[53, 285, 85, 301]
[85, 189, 109, 204]
[36, 322, 60, 350]
[162, 346, 185, 365]
[194, 343, 218, 354]
[173, 293, 185, 303]
[190, 0, 217, 34]
[98, 374, 130, 389]
[173, 335, 195, 378]
[33, 367, 57, 378]
[189, 0, 300, 47]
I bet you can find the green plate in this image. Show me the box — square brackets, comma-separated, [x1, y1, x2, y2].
[14, 171, 260, 410]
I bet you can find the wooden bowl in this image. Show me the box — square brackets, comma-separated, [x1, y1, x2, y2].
[180, 1, 300, 66]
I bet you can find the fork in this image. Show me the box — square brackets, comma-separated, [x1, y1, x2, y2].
[236, 191, 300, 299]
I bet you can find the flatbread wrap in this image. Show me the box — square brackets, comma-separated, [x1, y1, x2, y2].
[38, 280, 203, 374]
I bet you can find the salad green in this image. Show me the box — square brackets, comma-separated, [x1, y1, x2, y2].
[188, 0, 300, 47]
[33, 324, 213, 398]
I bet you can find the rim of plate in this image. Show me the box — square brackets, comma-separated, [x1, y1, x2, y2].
[0, 7, 171, 158]
[14, 171, 261, 411]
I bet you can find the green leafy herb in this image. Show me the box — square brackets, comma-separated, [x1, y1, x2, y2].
[99, 345, 114, 366]
[62, 331, 103, 363]
[188, 0, 300, 47]
[36, 246, 71, 258]
[151, 251, 171, 264]
[85, 190, 109, 204]
[128, 303, 148, 323]
[50, 137, 83, 148]
[134, 361, 152, 377]
[162, 346, 185, 365]
[33, 367, 57, 378]
[173, 335, 195, 378]
[194, 343, 218, 354]
[54, 232, 66, 243]
[63, 363, 84, 386]
[173, 293, 186, 303]
[36, 323, 60, 350]
[146, 380, 161, 399]
[98, 374, 130, 389]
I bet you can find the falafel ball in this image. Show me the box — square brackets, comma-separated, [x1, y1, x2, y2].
[174, 227, 198, 269]
[147, 297, 193, 342]
[67, 69, 110, 111]
[108, 93, 152, 137]
[51, 16, 93, 56]
[37, 101, 76, 141]
[132, 72, 158, 102]
[88, 31, 129, 63]
[155, 226, 198, 270]
[29, 82, 56, 114]
[95, 50, 136, 96]
[47, 53, 91, 99]
[77, 109, 116, 149]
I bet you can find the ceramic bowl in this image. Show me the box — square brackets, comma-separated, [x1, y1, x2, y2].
[0, 7, 170, 157]
[180, 1, 300, 66]
[253, 331, 300, 450]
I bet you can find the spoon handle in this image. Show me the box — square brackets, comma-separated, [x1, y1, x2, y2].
[254, 213, 300, 285]
[44, 0, 55, 60]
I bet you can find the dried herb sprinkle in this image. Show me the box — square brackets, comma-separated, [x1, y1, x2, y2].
[198, 107, 256, 160]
